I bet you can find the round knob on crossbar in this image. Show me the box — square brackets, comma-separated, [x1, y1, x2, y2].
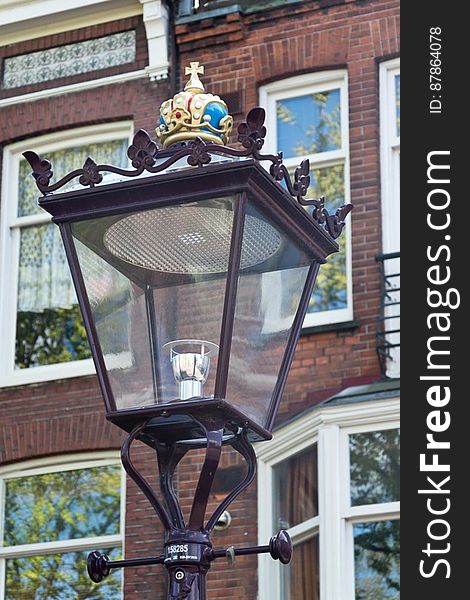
[269, 530, 293, 565]
[87, 551, 111, 583]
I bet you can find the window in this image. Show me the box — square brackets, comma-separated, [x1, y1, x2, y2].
[379, 59, 400, 377]
[0, 453, 124, 599]
[347, 427, 400, 599]
[257, 397, 400, 599]
[260, 72, 353, 328]
[273, 444, 320, 599]
[380, 59, 400, 255]
[0, 122, 133, 387]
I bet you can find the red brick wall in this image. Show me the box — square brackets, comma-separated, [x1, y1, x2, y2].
[123, 441, 168, 598]
[0, 1, 399, 598]
[0, 375, 122, 465]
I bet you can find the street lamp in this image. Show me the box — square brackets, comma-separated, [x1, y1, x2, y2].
[24, 62, 351, 600]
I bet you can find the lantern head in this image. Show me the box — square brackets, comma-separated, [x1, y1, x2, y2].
[23, 65, 351, 449]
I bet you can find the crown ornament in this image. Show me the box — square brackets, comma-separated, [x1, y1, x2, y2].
[23, 64, 353, 242]
[156, 62, 234, 147]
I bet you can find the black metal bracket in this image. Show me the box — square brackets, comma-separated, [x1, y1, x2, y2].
[87, 419, 293, 599]
[87, 531, 292, 581]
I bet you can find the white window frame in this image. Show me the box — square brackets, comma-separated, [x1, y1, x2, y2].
[380, 58, 400, 255]
[257, 397, 399, 600]
[260, 71, 353, 329]
[379, 59, 400, 378]
[0, 121, 134, 388]
[0, 451, 125, 598]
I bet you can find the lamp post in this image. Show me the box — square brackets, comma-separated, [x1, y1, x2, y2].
[24, 62, 351, 600]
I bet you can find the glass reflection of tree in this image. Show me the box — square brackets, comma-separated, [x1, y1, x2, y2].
[276, 91, 341, 157]
[6, 549, 121, 600]
[350, 430, 400, 505]
[309, 165, 347, 312]
[277, 92, 348, 314]
[354, 520, 400, 599]
[15, 305, 90, 369]
[4, 467, 122, 599]
[350, 430, 400, 599]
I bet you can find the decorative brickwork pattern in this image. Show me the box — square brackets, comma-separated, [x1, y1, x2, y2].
[2, 31, 136, 90]
[0, 17, 147, 99]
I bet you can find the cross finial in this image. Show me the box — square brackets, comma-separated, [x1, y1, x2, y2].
[185, 62, 204, 78]
[184, 62, 205, 93]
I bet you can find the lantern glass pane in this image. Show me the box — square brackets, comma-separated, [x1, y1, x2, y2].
[73, 236, 156, 411]
[72, 194, 277, 409]
[225, 200, 314, 427]
[71, 191, 317, 423]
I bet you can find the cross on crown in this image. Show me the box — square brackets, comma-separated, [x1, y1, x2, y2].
[185, 62, 204, 78]
[184, 62, 205, 93]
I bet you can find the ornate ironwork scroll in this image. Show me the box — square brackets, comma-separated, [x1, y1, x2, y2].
[23, 107, 352, 241]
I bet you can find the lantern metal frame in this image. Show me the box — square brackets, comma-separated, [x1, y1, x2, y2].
[24, 107, 352, 600]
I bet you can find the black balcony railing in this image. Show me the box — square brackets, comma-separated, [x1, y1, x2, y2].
[375, 251, 400, 378]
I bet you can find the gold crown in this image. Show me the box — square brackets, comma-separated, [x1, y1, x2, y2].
[156, 62, 233, 148]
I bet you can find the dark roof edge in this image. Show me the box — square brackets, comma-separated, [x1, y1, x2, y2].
[274, 379, 400, 431]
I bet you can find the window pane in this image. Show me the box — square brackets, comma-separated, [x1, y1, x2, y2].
[276, 88, 341, 159]
[350, 429, 400, 506]
[354, 520, 400, 599]
[18, 139, 128, 217]
[309, 164, 345, 209]
[15, 223, 91, 368]
[5, 548, 122, 600]
[15, 138, 129, 368]
[281, 536, 319, 600]
[306, 164, 347, 314]
[273, 444, 318, 532]
[395, 74, 400, 137]
[4, 465, 121, 545]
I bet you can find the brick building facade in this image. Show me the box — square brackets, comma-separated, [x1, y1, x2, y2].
[0, 1, 400, 598]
